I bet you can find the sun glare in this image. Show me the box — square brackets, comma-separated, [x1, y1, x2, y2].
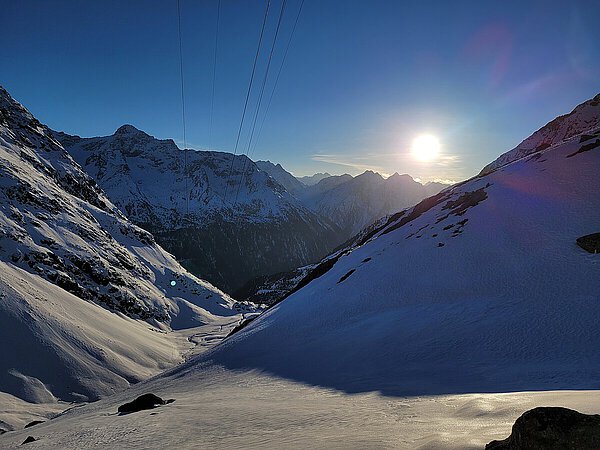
[411, 134, 440, 162]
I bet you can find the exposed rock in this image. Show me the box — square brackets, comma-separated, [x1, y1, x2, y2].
[567, 138, 600, 158]
[24, 420, 44, 428]
[577, 233, 600, 254]
[486, 407, 600, 450]
[337, 269, 356, 284]
[118, 393, 174, 414]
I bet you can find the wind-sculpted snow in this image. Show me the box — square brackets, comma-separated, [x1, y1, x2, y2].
[57, 128, 341, 293]
[187, 102, 600, 397]
[0, 86, 258, 405]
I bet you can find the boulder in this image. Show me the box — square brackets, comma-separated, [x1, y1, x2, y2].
[577, 233, 600, 254]
[117, 393, 174, 414]
[486, 407, 600, 449]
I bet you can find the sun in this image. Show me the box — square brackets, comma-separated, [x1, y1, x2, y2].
[411, 134, 440, 162]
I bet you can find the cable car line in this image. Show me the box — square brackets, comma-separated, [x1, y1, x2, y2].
[209, 0, 221, 149]
[222, 0, 272, 204]
[247, 0, 305, 164]
[176, 0, 189, 218]
[233, 0, 288, 207]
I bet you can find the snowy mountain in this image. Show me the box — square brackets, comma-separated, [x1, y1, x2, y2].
[186, 93, 600, 396]
[8, 95, 600, 448]
[480, 93, 600, 175]
[255, 160, 306, 198]
[301, 170, 446, 237]
[300, 172, 353, 197]
[2, 92, 599, 450]
[0, 86, 257, 406]
[255, 163, 448, 241]
[297, 171, 332, 186]
[234, 170, 448, 302]
[56, 128, 341, 293]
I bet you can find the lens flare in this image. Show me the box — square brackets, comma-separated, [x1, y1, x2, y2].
[411, 134, 440, 162]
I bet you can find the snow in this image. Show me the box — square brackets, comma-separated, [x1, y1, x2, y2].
[1, 96, 597, 449]
[0, 261, 183, 403]
[0, 259, 249, 427]
[1, 86, 599, 448]
[0, 86, 260, 416]
[480, 93, 600, 175]
[2, 367, 600, 449]
[56, 127, 318, 227]
[191, 127, 600, 397]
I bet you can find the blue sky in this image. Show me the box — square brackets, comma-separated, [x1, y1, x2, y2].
[1, 0, 599, 181]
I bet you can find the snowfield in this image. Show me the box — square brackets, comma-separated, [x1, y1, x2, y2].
[2, 367, 600, 449]
[1, 87, 599, 448]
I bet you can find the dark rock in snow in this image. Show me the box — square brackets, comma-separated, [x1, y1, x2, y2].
[567, 138, 600, 158]
[485, 407, 600, 450]
[337, 269, 355, 284]
[21, 436, 36, 444]
[577, 233, 600, 254]
[24, 420, 44, 428]
[118, 394, 174, 414]
[226, 316, 257, 337]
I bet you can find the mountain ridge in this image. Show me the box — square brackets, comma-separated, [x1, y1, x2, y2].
[0, 85, 258, 404]
[56, 127, 343, 293]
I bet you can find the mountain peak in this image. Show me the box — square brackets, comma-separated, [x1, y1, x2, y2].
[387, 172, 413, 180]
[357, 170, 383, 180]
[114, 124, 144, 136]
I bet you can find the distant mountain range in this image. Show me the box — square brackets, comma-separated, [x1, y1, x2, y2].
[255, 160, 449, 238]
[297, 172, 332, 186]
[57, 129, 447, 294]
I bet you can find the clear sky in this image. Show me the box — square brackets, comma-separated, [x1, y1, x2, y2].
[2, 0, 599, 182]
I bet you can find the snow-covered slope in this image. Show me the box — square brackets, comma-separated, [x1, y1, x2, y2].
[2, 94, 600, 450]
[56, 128, 341, 293]
[0, 261, 183, 404]
[189, 98, 600, 396]
[0, 86, 256, 405]
[480, 93, 600, 175]
[4, 366, 600, 449]
[255, 160, 306, 198]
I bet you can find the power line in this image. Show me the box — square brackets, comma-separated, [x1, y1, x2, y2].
[247, 0, 305, 163]
[233, 0, 288, 206]
[222, 0, 272, 204]
[208, 0, 221, 149]
[176, 0, 189, 217]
